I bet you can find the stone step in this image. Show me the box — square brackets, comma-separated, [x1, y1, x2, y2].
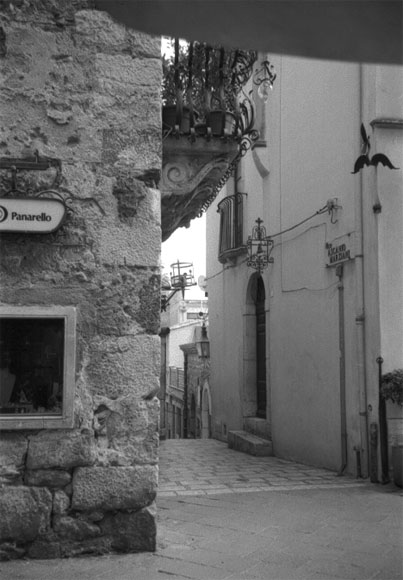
[244, 417, 271, 440]
[227, 430, 273, 457]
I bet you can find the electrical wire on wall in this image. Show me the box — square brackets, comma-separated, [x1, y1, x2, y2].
[206, 202, 333, 284]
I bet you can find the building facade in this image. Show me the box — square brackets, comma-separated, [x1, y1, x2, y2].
[206, 56, 403, 479]
[0, 2, 161, 559]
[160, 292, 209, 439]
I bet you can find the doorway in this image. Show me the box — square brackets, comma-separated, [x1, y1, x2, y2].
[255, 276, 267, 418]
[244, 273, 267, 420]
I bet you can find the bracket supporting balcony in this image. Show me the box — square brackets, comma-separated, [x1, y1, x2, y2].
[161, 136, 239, 241]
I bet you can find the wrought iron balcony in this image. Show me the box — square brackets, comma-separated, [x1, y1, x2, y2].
[160, 39, 259, 242]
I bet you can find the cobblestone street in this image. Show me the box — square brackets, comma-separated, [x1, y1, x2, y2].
[1, 438, 402, 580]
[158, 439, 366, 497]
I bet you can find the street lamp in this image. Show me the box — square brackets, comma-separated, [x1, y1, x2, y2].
[196, 322, 210, 359]
[246, 218, 274, 273]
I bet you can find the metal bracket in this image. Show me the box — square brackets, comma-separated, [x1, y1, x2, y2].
[0, 151, 62, 193]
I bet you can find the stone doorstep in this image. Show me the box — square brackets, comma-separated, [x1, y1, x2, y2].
[244, 417, 271, 440]
[227, 430, 273, 457]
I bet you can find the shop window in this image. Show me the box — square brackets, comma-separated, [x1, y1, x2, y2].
[0, 306, 76, 429]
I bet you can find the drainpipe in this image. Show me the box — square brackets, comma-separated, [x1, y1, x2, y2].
[159, 327, 170, 440]
[377, 356, 390, 483]
[183, 352, 188, 439]
[354, 64, 370, 479]
[337, 265, 348, 475]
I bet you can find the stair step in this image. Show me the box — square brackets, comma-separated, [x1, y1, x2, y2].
[244, 417, 271, 440]
[228, 430, 273, 457]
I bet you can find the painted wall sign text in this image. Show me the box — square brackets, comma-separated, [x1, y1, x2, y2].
[0, 198, 66, 233]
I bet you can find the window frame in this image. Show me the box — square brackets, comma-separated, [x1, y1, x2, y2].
[217, 192, 246, 262]
[0, 305, 76, 430]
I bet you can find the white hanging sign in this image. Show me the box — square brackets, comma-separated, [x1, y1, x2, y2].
[0, 198, 66, 233]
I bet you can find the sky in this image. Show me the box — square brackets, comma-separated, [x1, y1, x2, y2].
[161, 35, 208, 302]
[161, 214, 207, 301]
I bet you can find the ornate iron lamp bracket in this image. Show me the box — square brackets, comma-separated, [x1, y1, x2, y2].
[253, 60, 277, 101]
[246, 217, 274, 272]
[0, 151, 62, 194]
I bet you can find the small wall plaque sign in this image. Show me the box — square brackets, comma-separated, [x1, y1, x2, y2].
[326, 234, 355, 267]
[0, 197, 66, 233]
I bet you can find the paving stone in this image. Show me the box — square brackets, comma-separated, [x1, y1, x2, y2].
[0, 439, 401, 578]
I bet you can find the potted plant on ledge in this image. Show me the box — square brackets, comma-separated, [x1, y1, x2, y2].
[381, 368, 403, 487]
[161, 38, 257, 139]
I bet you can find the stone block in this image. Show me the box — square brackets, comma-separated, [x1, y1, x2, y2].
[71, 465, 157, 511]
[112, 173, 148, 219]
[0, 486, 52, 543]
[53, 490, 70, 515]
[95, 54, 161, 95]
[52, 515, 101, 541]
[92, 188, 161, 267]
[75, 10, 127, 50]
[59, 537, 111, 558]
[4, 26, 57, 93]
[126, 30, 160, 58]
[91, 90, 161, 132]
[101, 503, 157, 552]
[27, 430, 96, 470]
[93, 396, 159, 465]
[113, 128, 162, 171]
[86, 335, 160, 399]
[26, 532, 61, 560]
[0, 542, 26, 561]
[25, 469, 72, 488]
[0, 433, 28, 468]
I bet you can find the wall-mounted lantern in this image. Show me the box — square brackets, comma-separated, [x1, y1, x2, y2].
[246, 218, 274, 273]
[196, 322, 210, 359]
[161, 260, 196, 311]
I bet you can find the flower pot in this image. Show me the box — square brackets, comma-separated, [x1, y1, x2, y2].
[208, 111, 237, 137]
[392, 445, 403, 487]
[194, 123, 207, 136]
[162, 105, 191, 134]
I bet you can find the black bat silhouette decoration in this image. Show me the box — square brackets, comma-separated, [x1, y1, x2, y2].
[351, 124, 399, 174]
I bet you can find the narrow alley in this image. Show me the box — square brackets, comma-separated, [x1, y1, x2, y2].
[1, 438, 402, 580]
[158, 439, 368, 496]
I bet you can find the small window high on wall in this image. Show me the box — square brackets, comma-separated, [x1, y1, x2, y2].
[217, 193, 245, 262]
[0, 306, 76, 429]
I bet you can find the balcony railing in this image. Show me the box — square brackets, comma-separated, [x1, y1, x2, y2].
[217, 193, 246, 262]
[162, 39, 258, 141]
[160, 39, 260, 242]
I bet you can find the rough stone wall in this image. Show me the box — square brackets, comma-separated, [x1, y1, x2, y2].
[0, 1, 161, 559]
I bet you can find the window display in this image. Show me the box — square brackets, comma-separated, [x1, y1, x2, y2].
[0, 318, 64, 415]
[0, 306, 76, 429]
